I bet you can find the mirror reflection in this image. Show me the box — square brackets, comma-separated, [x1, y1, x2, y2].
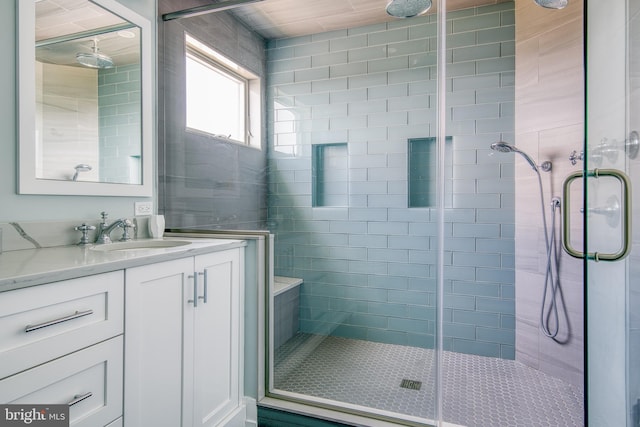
[34, 0, 142, 184]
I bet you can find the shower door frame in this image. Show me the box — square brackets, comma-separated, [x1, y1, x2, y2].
[584, 0, 639, 425]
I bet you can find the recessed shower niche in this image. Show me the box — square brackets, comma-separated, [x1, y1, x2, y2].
[312, 143, 348, 208]
[408, 136, 452, 208]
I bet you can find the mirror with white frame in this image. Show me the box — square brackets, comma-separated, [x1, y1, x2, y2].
[18, 0, 152, 196]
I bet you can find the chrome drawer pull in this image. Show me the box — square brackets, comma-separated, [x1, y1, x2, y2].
[25, 309, 94, 333]
[68, 392, 93, 407]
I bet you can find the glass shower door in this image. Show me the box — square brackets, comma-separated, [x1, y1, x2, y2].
[264, 2, 441, 425]
[585, 0, 640, 425]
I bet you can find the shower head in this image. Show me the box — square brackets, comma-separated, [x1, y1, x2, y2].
[385, 0, 432, 18]
[72, 164, 92, 181]
[490, 141, 517, 153]
[76, 38, 114, 69]
[490, 141, 540, 172]
[534, 0, 568, 10]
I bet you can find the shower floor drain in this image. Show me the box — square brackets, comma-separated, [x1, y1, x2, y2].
[400, 379, 422, 390]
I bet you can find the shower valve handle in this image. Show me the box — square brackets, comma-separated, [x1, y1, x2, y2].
[569, 150, 584, 166]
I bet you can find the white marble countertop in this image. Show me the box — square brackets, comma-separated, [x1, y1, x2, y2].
[0, 237, 246, 293]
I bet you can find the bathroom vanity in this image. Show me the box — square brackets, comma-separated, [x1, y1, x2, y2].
[0, 238, 247, 427]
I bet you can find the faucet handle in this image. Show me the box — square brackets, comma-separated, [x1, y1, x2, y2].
[120, 219, 135, 242]
[75, 223, 96, 246]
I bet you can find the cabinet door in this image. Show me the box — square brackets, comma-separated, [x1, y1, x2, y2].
[193, 249, 244, 427]
[124, 258, 194, 427]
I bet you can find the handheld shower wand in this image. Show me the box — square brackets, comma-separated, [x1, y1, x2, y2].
[490, 141, 552, 172]
[490, 142, 561, 339]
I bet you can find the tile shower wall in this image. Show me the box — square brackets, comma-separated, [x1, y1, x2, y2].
[514, 0, 584, 386]
[158, 1, 268, 230]
[267, 3, 516, 357]
[37, 63, 99, 182]
[274, 287, 301, 350]
[36, 62, 142, 185]
[99, 64, 141, 184]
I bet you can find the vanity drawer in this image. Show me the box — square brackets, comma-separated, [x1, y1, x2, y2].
[0, 271, 124, 379]
[0, 336, 123, 427]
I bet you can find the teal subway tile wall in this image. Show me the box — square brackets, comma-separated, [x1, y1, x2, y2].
[267, 3, 516, 358]
[99, 63, 141, 184]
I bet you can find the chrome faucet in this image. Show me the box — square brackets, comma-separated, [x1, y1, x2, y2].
[95, 212, 134, 244]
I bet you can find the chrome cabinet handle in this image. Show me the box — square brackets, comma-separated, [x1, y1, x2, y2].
[68, 392, 92, 407]
[25, 309, 94, 333]
[188, 273, 199, 307]
[562, 168, 632, 261]
[198, 271, 208, 304]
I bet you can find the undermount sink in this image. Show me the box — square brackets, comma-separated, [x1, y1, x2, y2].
[90, 239, 192, 252]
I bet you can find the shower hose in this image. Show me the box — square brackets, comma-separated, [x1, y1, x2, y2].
[537, 172, 561, 339]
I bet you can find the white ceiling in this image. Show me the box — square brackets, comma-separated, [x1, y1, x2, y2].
[35, 0, 515, 66]
[230, 0, 513, 39]
[38, 0, 515, 42]
[35, 0, 139, 67]
[36, 0, 126, 42]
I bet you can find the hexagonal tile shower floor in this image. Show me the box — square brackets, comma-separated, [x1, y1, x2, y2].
[274, 333, 584, 426]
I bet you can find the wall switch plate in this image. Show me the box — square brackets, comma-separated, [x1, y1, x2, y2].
[134, 201, 153, 216]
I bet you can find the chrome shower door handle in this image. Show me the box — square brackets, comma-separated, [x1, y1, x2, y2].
[562, 168, 632, 261]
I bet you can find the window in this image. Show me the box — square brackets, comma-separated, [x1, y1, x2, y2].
[185, 34, 260, 148]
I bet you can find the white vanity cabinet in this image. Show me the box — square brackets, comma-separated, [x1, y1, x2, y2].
[124, 248, 245, 427]
[0, 272, 125, 427]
